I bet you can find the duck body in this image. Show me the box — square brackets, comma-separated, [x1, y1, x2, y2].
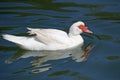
[2, 21, 92, 51]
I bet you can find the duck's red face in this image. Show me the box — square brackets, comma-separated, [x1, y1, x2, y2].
[78, 25, 93, 34]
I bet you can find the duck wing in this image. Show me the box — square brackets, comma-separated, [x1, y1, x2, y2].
[27, 28, 70, 45]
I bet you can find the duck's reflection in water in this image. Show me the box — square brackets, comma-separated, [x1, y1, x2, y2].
[5, 44, 94, 73]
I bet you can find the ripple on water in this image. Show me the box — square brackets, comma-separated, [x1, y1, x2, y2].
[106, 56, 120, 60]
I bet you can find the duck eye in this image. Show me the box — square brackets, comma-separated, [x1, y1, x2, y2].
[78, 25, 87, 32]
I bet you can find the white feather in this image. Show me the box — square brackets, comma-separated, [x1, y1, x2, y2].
[2, 21, 90, 50]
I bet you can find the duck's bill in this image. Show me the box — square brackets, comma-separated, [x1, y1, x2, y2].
[85, 29, 93, 34]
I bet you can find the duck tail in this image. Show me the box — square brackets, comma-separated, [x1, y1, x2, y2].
[2, 34, 27, 45]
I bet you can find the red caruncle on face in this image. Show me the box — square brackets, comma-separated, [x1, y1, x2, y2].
[78, 25, 88, 32]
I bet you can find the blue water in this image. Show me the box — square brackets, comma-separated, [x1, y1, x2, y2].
[0, 0, 120, 80]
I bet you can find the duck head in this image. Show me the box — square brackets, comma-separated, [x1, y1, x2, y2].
[69, 21, 93, 36]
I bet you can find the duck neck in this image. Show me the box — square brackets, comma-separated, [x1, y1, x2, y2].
[68, 33, 81, 38]
[68, 32, 84, 46]
[68, 29, 82, 37]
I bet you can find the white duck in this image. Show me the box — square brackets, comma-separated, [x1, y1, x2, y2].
[2, 21, 93, 50]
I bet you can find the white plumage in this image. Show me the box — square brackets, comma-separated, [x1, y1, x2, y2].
[2, 21, 92, 50]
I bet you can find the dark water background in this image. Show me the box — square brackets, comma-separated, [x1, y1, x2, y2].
[0, 0, 120, 80]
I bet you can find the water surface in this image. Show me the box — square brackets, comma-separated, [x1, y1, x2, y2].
[0, 0, 120, 80]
